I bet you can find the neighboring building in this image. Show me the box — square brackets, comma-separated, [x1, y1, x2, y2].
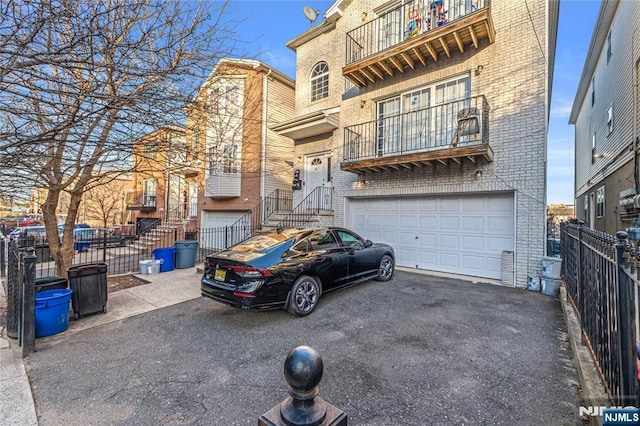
[127, 126, 198, 232]
[32, 173, 132, 227]
[274, 0, 559, 287]
[186, 58, 296, 241]
[570, 1, 640, 236]
[547, 203, 575, 237]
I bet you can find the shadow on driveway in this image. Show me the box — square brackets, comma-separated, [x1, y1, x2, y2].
[25, 271, 582, 425]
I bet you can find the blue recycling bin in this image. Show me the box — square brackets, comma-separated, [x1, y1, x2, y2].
[152, 247, 175, 272]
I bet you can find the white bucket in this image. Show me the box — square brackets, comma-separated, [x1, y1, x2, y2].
[139, 260, 152, 275]
[148, 259, 161, 274]
[541, 277, 561, 297]
[541, 256, 562, 279]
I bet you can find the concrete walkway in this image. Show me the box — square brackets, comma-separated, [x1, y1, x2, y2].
[0, 265, 203, 424]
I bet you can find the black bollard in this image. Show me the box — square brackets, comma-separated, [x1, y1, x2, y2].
[21, 247, 36, 356]
[258, 345, 347, 426]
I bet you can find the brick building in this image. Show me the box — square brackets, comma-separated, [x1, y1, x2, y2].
[274, 0, 559, 287]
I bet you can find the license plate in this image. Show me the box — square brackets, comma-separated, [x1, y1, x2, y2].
[214, 269, 226, 282]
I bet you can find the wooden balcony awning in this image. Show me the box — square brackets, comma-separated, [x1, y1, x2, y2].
[343, 8, 495, 88]
[340, 143, 493, 174]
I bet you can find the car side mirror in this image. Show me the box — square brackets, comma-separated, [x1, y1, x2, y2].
[365, 239, 373, 248]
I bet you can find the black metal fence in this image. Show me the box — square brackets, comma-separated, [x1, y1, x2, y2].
[2, 225, 246, 278]
[560, 222, 639, 406]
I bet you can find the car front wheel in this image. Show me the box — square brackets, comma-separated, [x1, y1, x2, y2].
[376, 255, 394, 281]
[288, 275, 321, 316]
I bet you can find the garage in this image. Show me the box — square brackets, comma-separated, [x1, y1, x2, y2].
[200, 210, 249, 250]
[345, 193, 515, 280]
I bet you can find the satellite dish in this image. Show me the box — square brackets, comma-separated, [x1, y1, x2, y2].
[303, 6, 319, 25]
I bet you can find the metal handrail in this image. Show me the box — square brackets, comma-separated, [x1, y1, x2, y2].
[343, 95, 488, 162]
[276, 186, 333, 229]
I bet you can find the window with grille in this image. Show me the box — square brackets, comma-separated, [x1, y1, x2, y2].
[310, 62, 329, 102]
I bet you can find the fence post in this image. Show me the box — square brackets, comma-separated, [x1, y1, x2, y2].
[21, 247, 36, 357]
[0, 237, 6, 277]
[6, 240, 20, 339]
[258, 346, 347, 426]
[615, 231, 637, 406]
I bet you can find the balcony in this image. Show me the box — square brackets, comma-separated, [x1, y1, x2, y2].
[126, 191, 157, 211]
[205, 173, 241, 199]
[341, 95, 492, 174]
[343, 0, 494, 87]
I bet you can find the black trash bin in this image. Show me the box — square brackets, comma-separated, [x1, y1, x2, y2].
[67, 262, 108, 320]
[35, 276, 68, 293]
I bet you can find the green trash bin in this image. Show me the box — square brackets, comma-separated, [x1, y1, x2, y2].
[174, 240, 199, 268]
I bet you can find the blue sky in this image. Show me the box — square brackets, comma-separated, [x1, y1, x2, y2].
[225, 0, 602, 206]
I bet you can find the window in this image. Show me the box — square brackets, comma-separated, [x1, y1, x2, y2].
[591, 77, 595, 107]
[335, 229, 365, 248]
[145, 141, 158, 158]
[376, 74, 470, 155]
[607, 104, 613, 134]
[591, 132, 596, 163]
[607, 30, 612, 64]
[307, 230, 338, 251]
[142, 179, 157, 206]
[596, 186, 605, 217]
[208, 144, 239, 174]
[310, 62, 329, 102]
[584, 195, 588, 222]
[191, 129, 199, 151]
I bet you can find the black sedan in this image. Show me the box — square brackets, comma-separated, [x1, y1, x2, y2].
[201, 227, 395, 316]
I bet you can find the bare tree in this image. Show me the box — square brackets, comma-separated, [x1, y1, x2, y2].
[0, 0, 241, 274]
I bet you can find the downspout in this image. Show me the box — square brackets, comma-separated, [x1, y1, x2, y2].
[634, 28, 639, 194]
[261, 68, 272, 199]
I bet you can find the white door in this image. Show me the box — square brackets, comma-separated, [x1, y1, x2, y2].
[304, 154, 330, 195]
[345, 193, 515, 280]
[188, 182, 198, 218]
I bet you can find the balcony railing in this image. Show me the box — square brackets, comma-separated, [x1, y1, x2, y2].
[126, 191, 157, 211]
[342, 95, 490, 173]
[344, 0, 493, 87]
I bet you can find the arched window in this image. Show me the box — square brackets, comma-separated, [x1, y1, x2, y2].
[310, 62, 329, 102]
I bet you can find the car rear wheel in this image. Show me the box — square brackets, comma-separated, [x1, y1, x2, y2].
[376, 255, 394, 281]
[288, 275, 321, 316]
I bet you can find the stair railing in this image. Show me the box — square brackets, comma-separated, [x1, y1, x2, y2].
[226, 188, 295, 240]
[275, 186, 333, 229]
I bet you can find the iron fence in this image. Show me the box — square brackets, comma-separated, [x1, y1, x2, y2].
[560, 222, 639, 406]
[1, 225, 253, 279]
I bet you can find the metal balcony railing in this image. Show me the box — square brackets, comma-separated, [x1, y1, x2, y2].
[343, 95, 488, 162]
[346, 0, 488, 66]
[126, 191, 157, 208]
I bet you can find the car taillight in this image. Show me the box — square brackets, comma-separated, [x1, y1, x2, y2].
[228, 265, 272, 277]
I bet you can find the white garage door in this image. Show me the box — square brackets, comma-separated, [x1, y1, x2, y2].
[345, 194, 514, 280]
[201, 211, 248, 250]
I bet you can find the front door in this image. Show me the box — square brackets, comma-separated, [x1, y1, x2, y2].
[304, 154, 330, 196]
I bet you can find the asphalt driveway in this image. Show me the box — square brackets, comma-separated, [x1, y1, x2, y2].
[25, 271, 582, 425]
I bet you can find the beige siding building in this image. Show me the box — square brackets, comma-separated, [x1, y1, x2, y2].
[187, 59, 296, 242]
[570, 1, 640, 236]
[274, 0, 559, 287]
